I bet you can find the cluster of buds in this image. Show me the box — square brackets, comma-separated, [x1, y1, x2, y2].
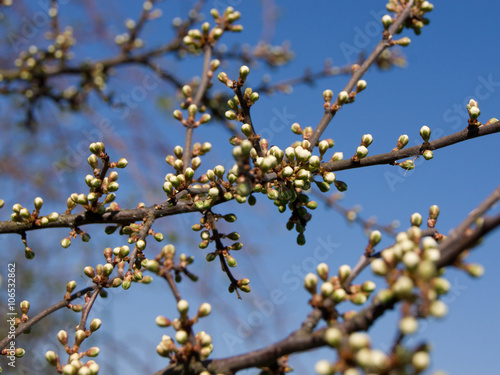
[369, 207, 453, 320]
[10, 198, 59, 225]
[156, 300, 214, 361]
[385, 0, 433, 36]
[304, 263, 377, 317]
[419, 125, 433, 160]
[322, 83, 363, 113]
[353, 134, 373, 161]
[45, 320, 101, 375]
[219, 69, 259, 103]
[163, 142, 212, 198]
[114, 16, 148, 51]
[316, 330, 432, 374]
[144, 244, 197, 284]
[67, 142, 127, 214]
[467, 99, 481, 125]
[183, 7, 242, 51]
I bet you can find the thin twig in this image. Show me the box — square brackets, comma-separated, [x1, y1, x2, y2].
[77, 287, 101, 331]
[308, 0, 415, 148]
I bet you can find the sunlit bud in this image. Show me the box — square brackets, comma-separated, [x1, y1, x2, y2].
[468, 106, 480, 120]
[320, 282, 334, 298]
[356, 146, 368, 159]
[173, 109, 183, 121]
[65, 281, 76, 294]
[217, 72, 229, 85]
[371, 258, 388, 276]
[465, 263, 484, 278]
[393, 275, 414, 297]
[355, 80, 367, 94]
[0, 199, 4, 208]
[181, 85, 192, 98]
[421, 1, 434, 12]
[136, 239, 146, 250]
[45, 350, 59, 366]
[177, 299, 189, 315]
[330, 152, 343, 162]
[409, 213, 422, 227]
[323, 89, 334, 102]
[369, 230, 382, 246]
[348, 332, 370, 350]
[225, 110, 237, 120]
[315, 360, 334, 375]
[291, 122, 303, 134]
[319, 173, 335, 185]
[395, 134, 409, 150]
[33, 197, 44, 211]
[239, 65, 250, 80]
[87, 319, 102, 334]
[396, 37, 411, 46]
[304, 273, 318, 294]
[61, 238, 71, 248]
[45, 212, 58, 222]
[112, 157, 127, 169]
[338, 264, 351, 282]
[155, 316, 171, 327]
[399, 316, 418, 334]
[382, 14, 393, 28]
[332, 288, 346, 303]
[12, 203, 22, 213]
[83, 266, 95, 279]
[412, 351, 430, 372]
[198, 302, 212, 317]
[19, 208, 30, 219]
[133, 269, 143, 281]
[351, 293, 367, 305]
[422, 149, 433, 160]
[432, 277, 450, 295]
[321, 328, 342, 348]
[361, 134, 373, 147]
[175, 330, 188, 344]
[309, 155, 321, 169]
[337, 91, 349, 104]
[420, 126, 431, 142]
[401, 251, 419, 270]
[186, 104, 197, 118]
[399, 160, 415, 170]
[362, 280, 376, 293]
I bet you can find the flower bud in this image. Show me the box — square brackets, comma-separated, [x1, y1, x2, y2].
[45, 350, 59, 366]
[396, 37, 411, 46]
[291, 122, 303, 134]
[465, 263, 484, 278]
[322, 89, 333, 102]
[173, 109, 183, 120]
[61, 238, 71, 248]
[34, 197, 43, 211]
[361, 134, 373, 147]
[85, 347, 100, 357]
[304, 273, 318, 294]
[331, 152, 343, 161]
[420, 126, 431, 142]
[392, 276, 414, 297]
[382, 14, 393, 28]
[356, 146, 368, 159]
[177, 299, 189, 315]
[412, 351, 430, 372]
[239, 65, 250, 80]
[356, 79, 367, 92]
[338, 90, 349, 104]
[315, 360, 334, 375]
[198, 302, 212, 317]
[397, 134, 409, 149]
[90, 319, 102, 332]
[468, 106, 480, 120]
[410, 212, 422, 227]
[324, 327, 342, 347]
[348, 332, 370, 350]
[175, 330, 188, 345]
[399, 316, 418, 334]
[369, 230, 381, 246]
[422, 150, 433, 160]
[399, 160, 414, 170]
[332, 288, 346, 303]
[155, 316, 171, 327]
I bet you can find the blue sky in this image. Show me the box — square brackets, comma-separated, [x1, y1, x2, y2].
[1, 1, 500, 374]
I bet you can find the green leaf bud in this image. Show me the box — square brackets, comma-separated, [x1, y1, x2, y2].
[226, 256, 237, 267]
[334, 180, 348, 192]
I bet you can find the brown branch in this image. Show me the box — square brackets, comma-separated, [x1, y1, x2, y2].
[322, 122, 500, 172]
[77, 287, 101, 331]
[183, 44, 213, 171]
[234, 86, 264, 158]
[308, 0, 415, 148]
[0, 286, 95, 351]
